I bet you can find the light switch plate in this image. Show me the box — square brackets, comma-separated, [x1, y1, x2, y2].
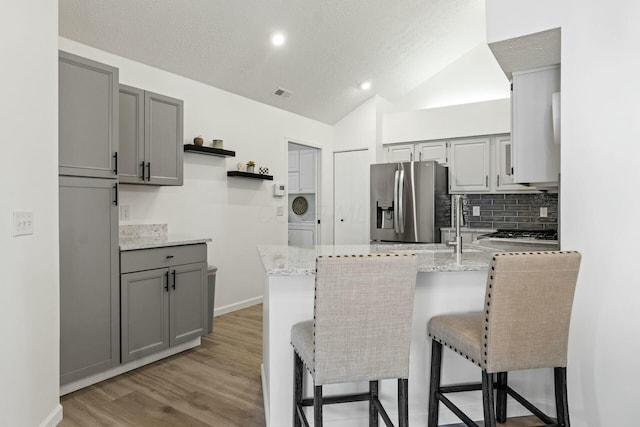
[13, 210, 33, 236]
[540, 207, 548, 218]
[472, 206, 480, 216]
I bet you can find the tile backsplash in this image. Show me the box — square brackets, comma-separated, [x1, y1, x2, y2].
[460, 193, 558, 230]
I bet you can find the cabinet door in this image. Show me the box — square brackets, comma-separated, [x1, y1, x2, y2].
[118, 85, 145, 183]
[298, 150, 316, 193]
[59, 51, 119, 178]
[288, 171, 300, 194]
[495, 136, 532, 192]
[170, 262, 207, 346]
[449, 138, 490, 193]
[384, 144, 414, 162]
[121, 268, 170, 363]
[145, 91, 184, 186]
[288, 150, 300, 172]
[59, 176, 119, 384]
[415, 141, 447, 164]
[512, 65, 560, 183]
[288, 227, 314, 246]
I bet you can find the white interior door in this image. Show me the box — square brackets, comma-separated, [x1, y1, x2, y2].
[334, 150, 369, 245]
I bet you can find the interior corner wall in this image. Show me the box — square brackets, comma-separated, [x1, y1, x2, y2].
[1, 1, 62, 426]
[561, 2, 640, 425]
[58, 37, 333, 314]
[333, 96, 378, 164]
[393, 43, 510, 112]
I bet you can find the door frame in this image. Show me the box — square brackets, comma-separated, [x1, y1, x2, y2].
[286, 138, 322, 245]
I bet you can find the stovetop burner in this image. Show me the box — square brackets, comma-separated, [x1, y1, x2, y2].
[485, 229, 558, 241]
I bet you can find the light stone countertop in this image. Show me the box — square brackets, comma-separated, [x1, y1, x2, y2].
[258, 243, 518, 276]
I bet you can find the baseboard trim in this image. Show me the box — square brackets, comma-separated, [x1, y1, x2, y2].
[39, 404, 63, 427]
[60, 337, 201, 396]
[214, 296, 262, 317]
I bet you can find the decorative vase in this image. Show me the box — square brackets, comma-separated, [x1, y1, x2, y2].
[247, 165, 255, 173]
[212, 139, 223, 148]
[193, 136, 204, 146]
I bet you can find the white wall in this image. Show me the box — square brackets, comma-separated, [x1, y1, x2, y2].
[486, 0, 563, 43]
[486, 0, 640, 424]
[0, 2, 62, 426]
[383, 99, 511, 144]
[394, 43, 510, 112]
[59, 38, 333, 315]
[561, 2, 640, 425]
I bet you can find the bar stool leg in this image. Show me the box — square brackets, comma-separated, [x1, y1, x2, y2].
[398, 378, 409, 427]
[428, 340, 443, 427]
[369, 381, 379, 427]
[293, 352, 303, 427]
[314, 385, 323, 427]
[496, 372, 508, 423]
[482, 370, 496, 427]
[554, 367, 570, 427]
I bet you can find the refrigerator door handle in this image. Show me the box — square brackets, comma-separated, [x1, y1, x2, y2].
[398, 168, 405, 233]
[393, 170, 400, 233]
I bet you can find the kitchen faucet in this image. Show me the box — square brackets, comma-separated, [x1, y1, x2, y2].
[447, 194, 463, 256]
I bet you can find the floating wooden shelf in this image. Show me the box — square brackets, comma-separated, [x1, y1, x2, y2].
[183, 144, 236, 157]
[227, 171, 274, 180]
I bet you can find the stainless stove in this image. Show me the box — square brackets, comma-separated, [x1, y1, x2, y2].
[483, 229, 558, 241]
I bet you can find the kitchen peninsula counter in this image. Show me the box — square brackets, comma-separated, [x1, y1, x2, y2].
[260, 242, 556, 427]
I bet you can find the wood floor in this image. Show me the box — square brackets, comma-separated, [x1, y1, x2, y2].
[60, 304, 540, 427]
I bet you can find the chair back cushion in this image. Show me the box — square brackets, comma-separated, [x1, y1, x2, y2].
[313, 254, 418, 385]
[483, 251, 581, 373]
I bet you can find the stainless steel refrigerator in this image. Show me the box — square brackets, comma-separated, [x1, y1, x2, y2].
[370, 161, 449, 243]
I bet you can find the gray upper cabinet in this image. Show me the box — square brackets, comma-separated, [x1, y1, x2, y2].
[119, 85, 184, 186]
[120, 244, 207, 364]
[59, 51, 119, 178]
[59, 176, 120, 384]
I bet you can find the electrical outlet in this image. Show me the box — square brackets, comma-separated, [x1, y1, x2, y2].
[276, 206, 284, 216]
[120, 205, 130, 221]
[472, 206, 480, 216]
[540, 207, 548, 218]
[13, 210, 34, 236]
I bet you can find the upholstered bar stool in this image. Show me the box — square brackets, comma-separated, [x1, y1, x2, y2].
[427, 251, 581, 427]
[291, 253, 418, 427]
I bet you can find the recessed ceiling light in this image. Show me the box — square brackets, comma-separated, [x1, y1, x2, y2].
[359, 81, 372, 91]
[271, 33, 285, 47]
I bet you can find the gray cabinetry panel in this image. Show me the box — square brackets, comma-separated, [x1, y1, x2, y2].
[119, 85, 183, 186]
[118, 85, 144, 183]
[59, 51, 118, 178]
[171, 262, 207, 345]
[121, 268, 170, 363]
[120, 244, 206, 274]
[59, 176, 119, 384]
[120, 245, 207, 363]
[146, 91, 184, 186]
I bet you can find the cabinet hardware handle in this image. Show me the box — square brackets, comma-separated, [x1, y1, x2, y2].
[410, 152, 413, 162]
[172, 270, 176, 290]
[164, 271, 169, 292]
[113, 183, 118, 206]
[146, 162, 151, 181]
[113, 152, 118, 175]
[140, 162, 145, 180]
[166, 255, 174, 259]
[485, 176, 488, 187]
[419, 152, 422, 161]
[497, 174, 500, 187]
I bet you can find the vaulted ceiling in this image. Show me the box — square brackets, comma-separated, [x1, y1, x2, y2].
[59, 0, 486, 124]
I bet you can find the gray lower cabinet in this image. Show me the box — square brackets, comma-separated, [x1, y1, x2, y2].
[119, 84, 184, 186]
[120, 245, 207, 363]
[59, 51, 119, 179]
[59, 176, 120, 385]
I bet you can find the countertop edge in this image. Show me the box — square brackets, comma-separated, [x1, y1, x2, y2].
[120, 237, 213, 251]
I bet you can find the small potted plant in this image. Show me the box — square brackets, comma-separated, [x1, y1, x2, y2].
[246, 161, 256, 173]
